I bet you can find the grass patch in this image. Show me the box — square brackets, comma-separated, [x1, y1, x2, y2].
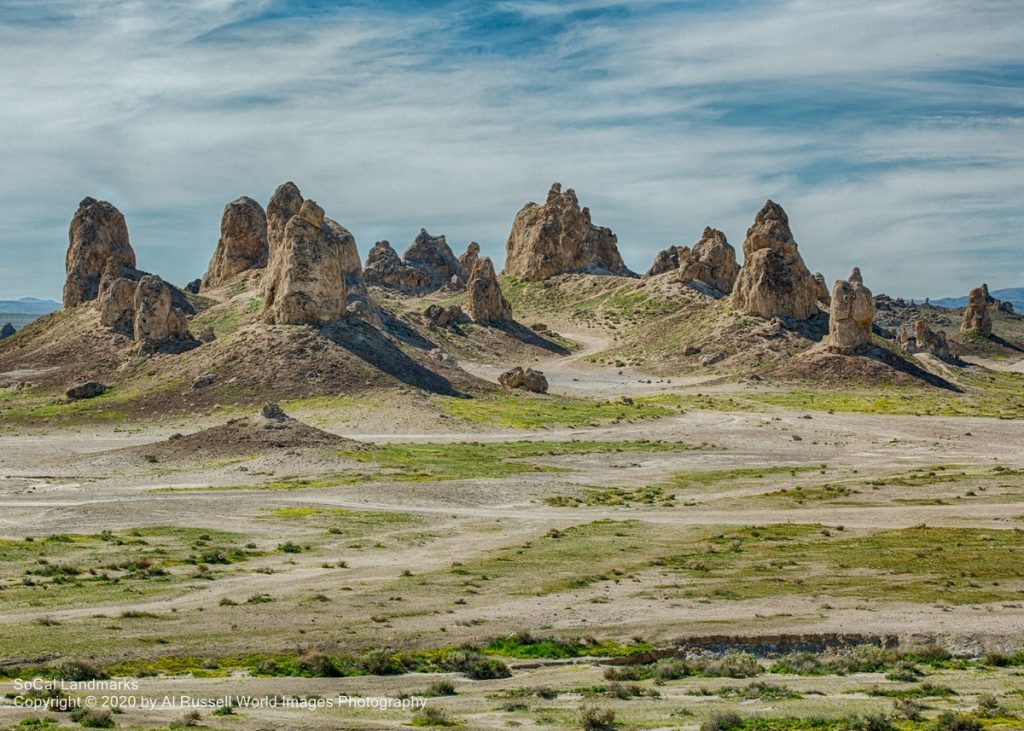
[438, 392, 684, 429]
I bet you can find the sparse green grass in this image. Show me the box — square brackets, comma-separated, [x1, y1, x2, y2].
[439, 392, 684, 428]
[0, 527, 264, 610]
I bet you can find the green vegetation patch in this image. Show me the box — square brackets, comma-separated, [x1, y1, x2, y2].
[483, 632, 651, 659]
[438, 392, 684, 428]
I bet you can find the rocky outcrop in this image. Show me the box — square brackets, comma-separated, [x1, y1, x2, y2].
[401, 229, 465, 291]
[66, 381, 107, 400]
[458, 242, 480, 276]
[645, 247, 683, 277]
[463, 258, 512, 324]
[424, 304, 465, 328]
[98, 268, 138, 336]
[961, 284, 992, 337]
[825, 268, 874, 354]
[63, 197, 137, 308]
[675, 227, 739, 294]
[202, 196, 268, 289]
[504, 183, 633, 281]
[0, 323, 15, 340]
[364, 241, 431, 291]
[134, 275, 193, 350]
[262, 200, 349, 326]
[899, 320, 952, 359]
[730, 201, 821, 320]
[499, 366, 548, 393]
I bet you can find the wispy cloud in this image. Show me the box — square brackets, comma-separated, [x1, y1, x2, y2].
[0, 0, 1021, 299]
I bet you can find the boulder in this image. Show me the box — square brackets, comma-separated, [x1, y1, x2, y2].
[676, 227, 739, 294]
[66, 381, 107, 400]
[364, 241, 431, 291]
[184, 278, 201, 294]
[202, 196, 268, 289]
[403, 229, 465, 290]
[262, 200, 348, 325]
[499, 366, 548, 393]
[191, 372, 216, 389]
[134, 275, 192, 348]
[826, 267, 874, 354]
[63, 197, 137, 308]
[0, 322, 15, 340]
[423, 304, 465, 328]
[463, 257, 512, 324]
[730, 201, 821, 320]
[458, 242, 481, 276]
[261, 402, 288, 421]
[504, 183, 633, 281]
[961, 283, 992, 337]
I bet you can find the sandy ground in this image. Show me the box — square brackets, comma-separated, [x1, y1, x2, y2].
[1, 335, 1023, 729]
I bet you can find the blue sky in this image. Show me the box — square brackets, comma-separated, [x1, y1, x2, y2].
[0, 0, 1022, 299]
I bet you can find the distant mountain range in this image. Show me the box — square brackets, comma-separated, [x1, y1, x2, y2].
[930, 287, 1024, 312]
[0, 297, 60, 315]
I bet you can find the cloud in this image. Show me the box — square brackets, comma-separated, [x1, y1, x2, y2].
[0, 0, 1021, 300]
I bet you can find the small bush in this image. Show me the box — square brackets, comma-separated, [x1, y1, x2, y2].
[701, 711, 743, 731]
[847, 712, 893, 731]
[176, 710, 201, 727]
[579, 704, 617, 731]
[932, 712, 982, 731]
[424, 680, 457, 697]
[410, 706, 458, 727]
[976, 692, 1007, 718]
[893, 698, 923, 721]
[54, 659, 108, 682]
[69, 708, 114, 728]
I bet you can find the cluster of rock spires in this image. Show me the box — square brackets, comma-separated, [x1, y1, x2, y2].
[504, 183, 633, 281]
[52, 179, 1005, 376]
[65, 197, 197, 353]
[364, 231, 471, 294]
[645, 226, 739, 295]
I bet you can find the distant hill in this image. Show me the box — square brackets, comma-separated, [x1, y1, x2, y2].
[931, 287, 1024, 311]
[0, 297, 60, 315]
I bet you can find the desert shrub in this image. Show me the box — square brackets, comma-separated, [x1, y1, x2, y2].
[443, 651, 510, 680]
[701, 711, 743, 731]
[932, 712, 982, 731]
[176, 710, 201, 727]
[424, 680, 457, 697]
[410, 706, 457, 727]
[976, 692, 1007, 718]
[54, 659, 108, 682]
[579, 704, 617, 730]
[702, 652, 760, 678]
[69, 708, 114, 728]
[296, 649, 339, 677]
[847, 712, 893, 731]
[893, 698, 923, 721]
[885, 660, 923, 682]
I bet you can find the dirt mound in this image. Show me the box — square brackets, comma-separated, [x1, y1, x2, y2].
[127, 404, 351, 461]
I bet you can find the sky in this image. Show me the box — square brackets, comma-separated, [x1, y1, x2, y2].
[0, 0, 1022, 301]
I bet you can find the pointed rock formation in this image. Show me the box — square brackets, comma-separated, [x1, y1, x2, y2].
[63, 198, 137, 308]
[364, 241, 431, 291]
[0, 323, 15, 340]
[826, 267, 874, 354]
[262, 199, 349, 325]
[730, 201, 821, 320]
[676, 227, 739, 294]
[403, 229, 465, 290]
[504, 183, 632, 281]
[266, 181, 304, 257]
[813, 272, 831, 306]
[961, 284, 992, 337]
[644, 246, 683, 277]
[202, 196, 268, 289]
[463, 257, 512, 324]
[458, 242, 481, 276]
[134, 275, 193, 350]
